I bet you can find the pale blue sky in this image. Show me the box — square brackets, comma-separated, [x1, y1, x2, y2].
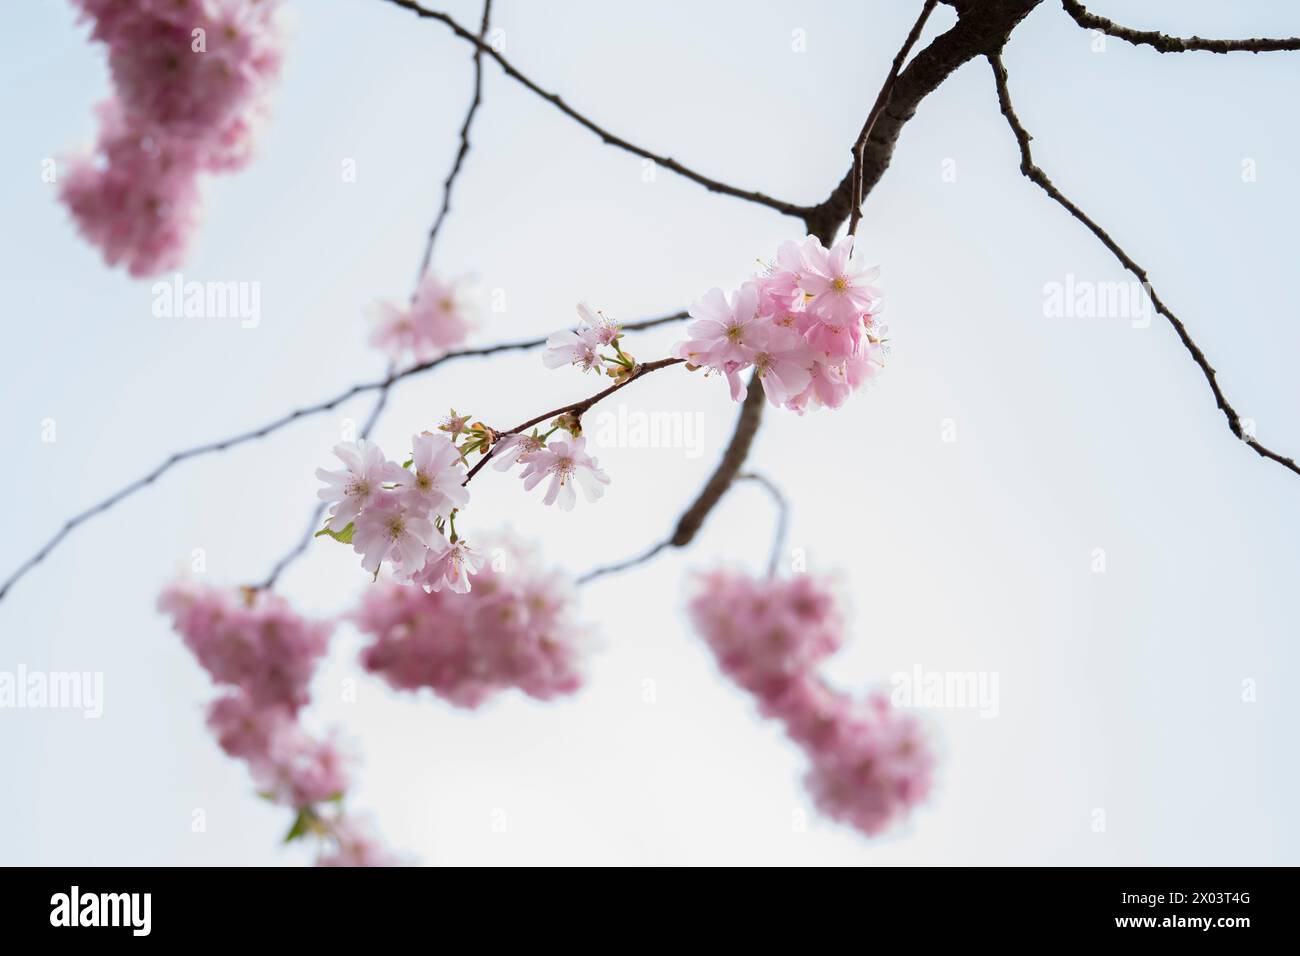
[1, 0, 1297, 864]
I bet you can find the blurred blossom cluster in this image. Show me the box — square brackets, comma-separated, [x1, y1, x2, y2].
[62, 0, 286, 276]
[159, 580, 399, 866]
[689, 569, 934, 836]
[353, 535, 590, 708]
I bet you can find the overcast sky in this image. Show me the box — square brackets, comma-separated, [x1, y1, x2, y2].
[2, 0, 1297, 865]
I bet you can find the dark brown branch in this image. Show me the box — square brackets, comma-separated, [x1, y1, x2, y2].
[0, 311, 688, 604]
[378, 0, 811, 220]
[670, 373, 767, 547]
[676, 2, 1045, 554]
[849, 0, 940, 236]
[805, 0, 1042, 240]
[463, 358, 686, 485]
[1061, 1, 1300, 54]
[988, 52, 1300, 477]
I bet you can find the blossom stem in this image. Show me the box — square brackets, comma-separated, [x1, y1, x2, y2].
[462, 357, 685, 486]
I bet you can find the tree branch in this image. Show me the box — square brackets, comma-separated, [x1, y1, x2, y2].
[805, 0, 1042, 240]
[413, 0, 493, 284]
[0, 311, 687, 605]
[736, 472, 789, 578]
[377, 0, 811, 219]
[679, 1, 1045, 556]
[1061, 1, 1300, 54]
[987, 52, 1300, 477]
[462, 358, 686, 485]
[849, 0, 940, 236]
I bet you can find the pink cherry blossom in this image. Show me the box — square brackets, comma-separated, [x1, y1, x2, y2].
[63, 1, 287, 276]
[317, 816, 402, 867]
[543, 326, 603, 373]
[749, 325, 815, 407]
[687, 569, 845, 698]
[800, 689, 935, 837]
[674, 283, 764, 370]
[575, 301, 621, 346]
[687, 568, 935, 838]
[158, 581, 332, 712]
[355, 535, 588, 708]
[351, 492, 435, 576]
[396, 432, 468, 520]
[683, 235, 885, 413]
[316, 439, 406, 529]
[518, 436, 611, 510]
[369, 274, 475, 361]
[491, 432, 544, 471]
[413, 539, 482, 594]
[800, 235, 882, 327]
[60, 99, 204, 278]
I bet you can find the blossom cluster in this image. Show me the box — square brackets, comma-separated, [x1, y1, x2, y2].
[688, 569, 934, 837]
[315, 435, 479, 591]
[368, 273, 475, 362]
[353, 536, 589, 708]
[543, 302, 630, 379]
[159, 580, 398, 865]
[62, 0, 286, 276]
[675, 235, 886, 412]
[316, 425, 611, 587]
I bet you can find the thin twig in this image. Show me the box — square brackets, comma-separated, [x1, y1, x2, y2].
[1061, 1, 1300, 54]
[576, 539, 671, 586]
[987, 52, 1300, 477]
[462, 358, 685, 485]
[258, 363, 396, 590]
[413, 0, 493, 284]
[848, 0, 939, 236]
[736, 472, 789, 578]
[377, 0, 811, 219]
[0, 311, 687, 605]
[259, 1, 497, 590]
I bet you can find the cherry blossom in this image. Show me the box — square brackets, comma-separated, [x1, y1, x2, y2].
[518, 436, 611, 510]
[63, 0, 287, 276]
[351, 492, 436, 576]
[396, 432, 468, 520]
[354, 535, 588, 708]
[687, 569, 935, 837]
[60, 99, 204, 278]
[682, 234, 885, 413]
[491, 432, 544, 472]
[542, 302, 624, 373]
[158, 580, 332, 712]
[369, 274, 475, 361]
[413, 539, 483, 594]
[315, 439, 406, 530]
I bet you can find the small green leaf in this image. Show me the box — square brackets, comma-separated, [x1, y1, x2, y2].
[314, 522, 354, 545]
[284, 808, 312, 843]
